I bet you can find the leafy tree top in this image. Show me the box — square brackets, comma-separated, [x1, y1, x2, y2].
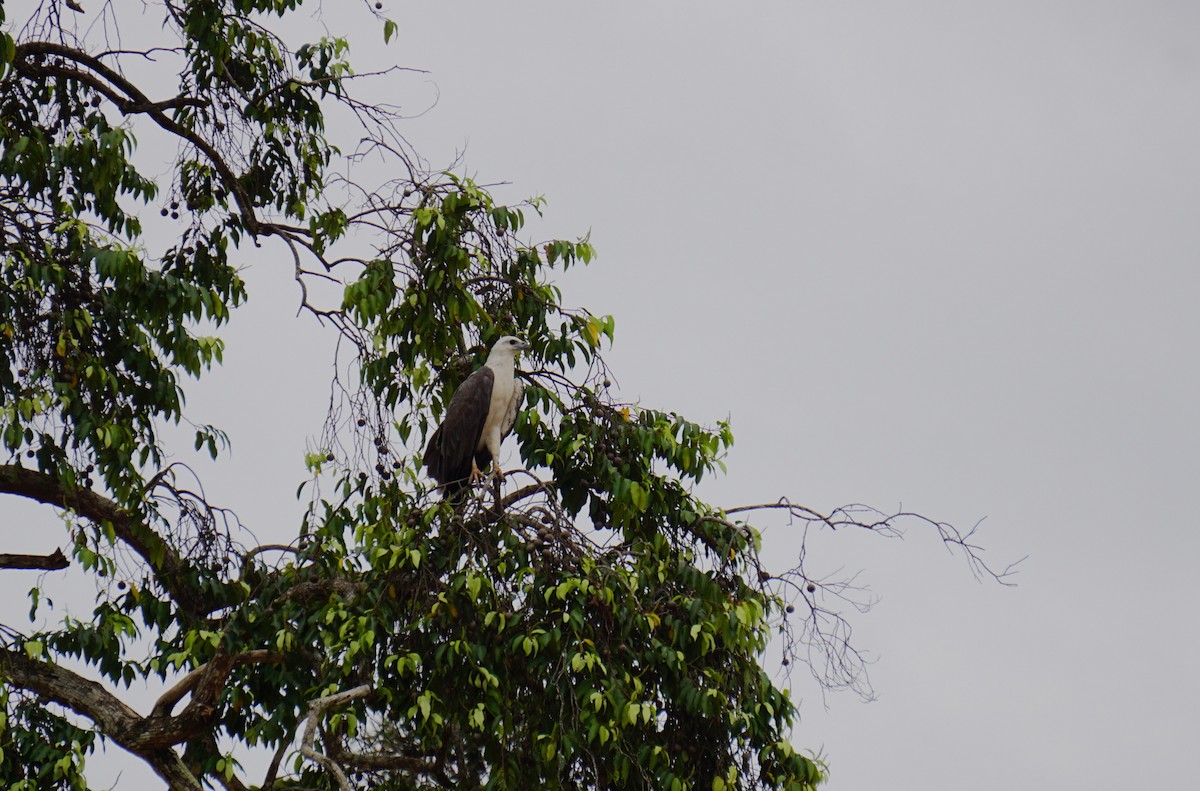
[0, 3, 1015, 790]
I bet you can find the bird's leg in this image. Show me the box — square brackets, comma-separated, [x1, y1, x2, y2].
[469, 458, 485, 485]
[488, 462, 506, 502]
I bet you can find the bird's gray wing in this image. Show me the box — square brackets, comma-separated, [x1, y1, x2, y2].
[500, 377, 525, 438]
[424, 366, 493, 485]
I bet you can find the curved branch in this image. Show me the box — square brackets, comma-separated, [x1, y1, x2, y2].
[0, 647, 203, 790]
[301, 684, 374, 791]
[13, 41, 265, 235]
[152, 649, 283, 717]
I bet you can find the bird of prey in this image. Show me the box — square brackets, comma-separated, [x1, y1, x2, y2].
[423, 336, 529, 497]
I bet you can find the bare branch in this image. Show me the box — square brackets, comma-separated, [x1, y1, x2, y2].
[261, 737, 292, 791]
[725, 499, 1021, 584]
[0, 548, 69, 570]
[301, 684, 374, 791]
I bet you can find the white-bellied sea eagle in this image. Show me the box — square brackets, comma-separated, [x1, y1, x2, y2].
[423, 336, 529, 497]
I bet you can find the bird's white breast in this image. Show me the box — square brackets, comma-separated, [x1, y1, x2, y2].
[479, 357, 516, 452]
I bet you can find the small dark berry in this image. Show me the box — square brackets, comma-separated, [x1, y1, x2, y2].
[603, 378, 611, 388]
[90, 95, 101, 107]
[170, 200, 179, 210]
[85, 464, 94, 473]
[170, 211, 179, 220]
[806, 583, 816, 593]
[25, 449, 35, 458]
[781, 658, 790, 666]
[161, 208, 169, 216]
[392, 460, 402, 469]
[375, 2, 382, 8]
[326, 453, 335, 462]
[758, 571, 771, 582]
[785, 604, 795, 614]
[117, 580, 126, 590]
[356, 418, 366, 427]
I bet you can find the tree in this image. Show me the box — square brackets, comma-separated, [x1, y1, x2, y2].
[0, 3, 1015, 789]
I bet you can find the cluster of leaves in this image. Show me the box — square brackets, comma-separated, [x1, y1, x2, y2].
[0, 3, 1011, 790]
[0, 685, 93, 791]
[0, 0, 356, 519]
[260, 490, 822, 790]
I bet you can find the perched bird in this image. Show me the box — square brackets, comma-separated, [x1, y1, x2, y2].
[424, 336, 529, 497]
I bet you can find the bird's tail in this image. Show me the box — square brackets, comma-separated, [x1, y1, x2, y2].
[439, 478, 471, 501]
[437, 450, 493, 501]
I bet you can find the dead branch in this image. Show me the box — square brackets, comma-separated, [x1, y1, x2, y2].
[725, 499, 1022, 584]
[300, 684, 374, 791]
[0, 548, 69, 570]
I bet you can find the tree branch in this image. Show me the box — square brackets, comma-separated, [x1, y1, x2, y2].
[0, 646, 203, 790]
[152, 649, 282, 718]
[301, 684, 374, 791]
[724, 499, 1022, 584]
[0, 548, 68, 570]
[13, 41, 264, 234]
[0, 464, 233, 615]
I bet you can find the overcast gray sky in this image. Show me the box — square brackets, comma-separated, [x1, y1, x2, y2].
[7, 2, 1200, 789]
[369, 5, 1200, 787]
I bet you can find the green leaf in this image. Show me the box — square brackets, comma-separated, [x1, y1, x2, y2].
[629, 481, 648, 512]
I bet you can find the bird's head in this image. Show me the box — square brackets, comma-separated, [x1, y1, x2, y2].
[487, 336, 530, 362]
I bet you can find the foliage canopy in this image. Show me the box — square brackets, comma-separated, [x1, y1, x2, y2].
[0, 3, 1011, 789]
